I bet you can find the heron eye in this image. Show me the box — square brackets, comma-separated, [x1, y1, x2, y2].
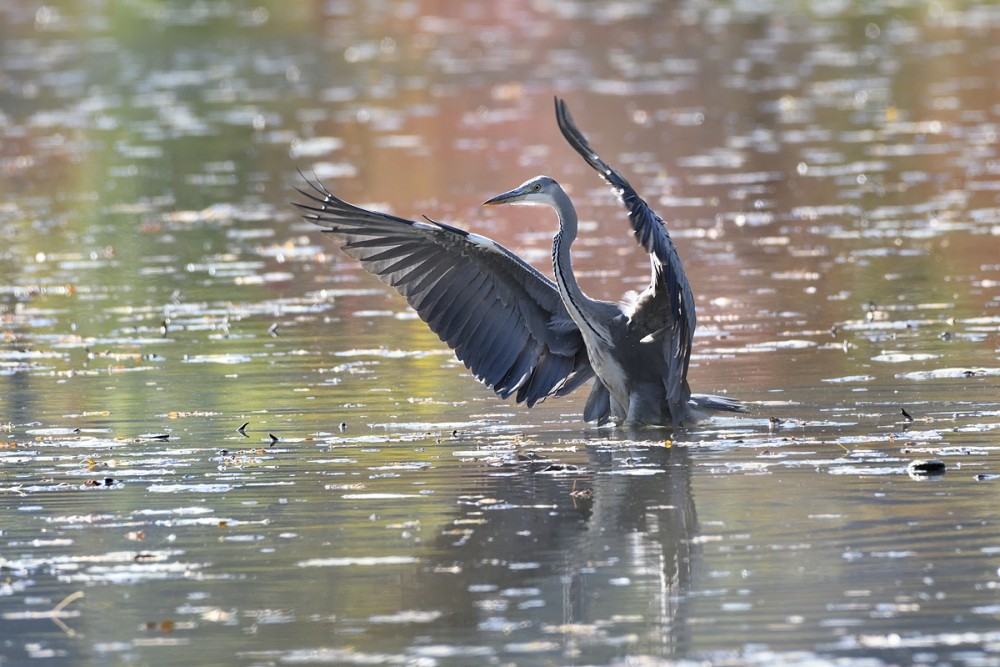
[532, 183, 541, 191]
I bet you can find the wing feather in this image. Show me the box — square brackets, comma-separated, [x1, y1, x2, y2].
[583, 381, 611, 424]
[434, 273, 490, 341]
[295, 177, 593, 407]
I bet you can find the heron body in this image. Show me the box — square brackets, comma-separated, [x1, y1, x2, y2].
[295, 98, 744, 427]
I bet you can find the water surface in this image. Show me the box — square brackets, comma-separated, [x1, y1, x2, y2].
[2, 1, 1000, 665]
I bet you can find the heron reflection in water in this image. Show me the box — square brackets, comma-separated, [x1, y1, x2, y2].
[295, 98, 743, 427]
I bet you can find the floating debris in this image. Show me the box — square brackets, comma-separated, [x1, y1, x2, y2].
[897, 367, 1000, 381]
[143, 619, 176, 633]
[570, 479, 592, 498]
[166, 411, 220, 419]
[907, 459, 946, 476]
[8, 591, 87, 637]
[182, 353, 253, 365]
[539, 463, 579, 473]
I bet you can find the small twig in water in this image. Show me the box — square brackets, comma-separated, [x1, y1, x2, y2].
[45, 591, 85, 637]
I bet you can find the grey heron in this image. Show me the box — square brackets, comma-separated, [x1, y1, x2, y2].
[295, 97, 744, 427]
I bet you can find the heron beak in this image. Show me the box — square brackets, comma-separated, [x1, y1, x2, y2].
[482, 186, 527, 207]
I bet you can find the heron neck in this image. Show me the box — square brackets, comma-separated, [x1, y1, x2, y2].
[551, 190, 598, 331]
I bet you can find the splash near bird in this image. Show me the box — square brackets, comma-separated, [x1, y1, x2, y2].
[295, 98, 744, 427]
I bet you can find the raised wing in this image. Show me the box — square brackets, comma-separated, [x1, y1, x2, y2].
[295, 176, 594, 407]
[554, 97, 695, 418]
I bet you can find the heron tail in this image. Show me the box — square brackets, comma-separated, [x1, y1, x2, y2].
[688, 394, 746, 414]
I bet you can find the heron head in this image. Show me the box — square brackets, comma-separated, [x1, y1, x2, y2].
[483, 176, 561, 207]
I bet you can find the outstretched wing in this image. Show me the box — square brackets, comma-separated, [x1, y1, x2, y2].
[554, 97, 695, 418]
[295, 176, 594, 407]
